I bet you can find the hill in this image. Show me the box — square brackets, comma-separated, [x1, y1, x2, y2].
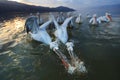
[0, 1, 75, 14]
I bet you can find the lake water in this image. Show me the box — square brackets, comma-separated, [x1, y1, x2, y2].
[0, 13, 120, 80]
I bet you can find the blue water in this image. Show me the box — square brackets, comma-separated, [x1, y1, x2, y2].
[0, 13, 120, 80]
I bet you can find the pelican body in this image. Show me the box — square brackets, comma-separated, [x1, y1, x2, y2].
[75, 14, 82, 24]
[89, 14, 98, 26]
[53, 16, 73, 44]
[25, 16, 52, 45]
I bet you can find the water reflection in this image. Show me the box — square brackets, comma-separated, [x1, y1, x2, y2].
[0, 14, 120, 80]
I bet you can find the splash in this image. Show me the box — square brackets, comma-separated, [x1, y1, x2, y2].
[68, 58, 87, 74]
[66, 42, 87, 74]
[50, 41, 87, 74]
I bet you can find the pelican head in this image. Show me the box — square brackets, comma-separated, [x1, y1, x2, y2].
[105, 12, 109, 16]
[105, 12, 112, 21]
[93, 14, 97, 18]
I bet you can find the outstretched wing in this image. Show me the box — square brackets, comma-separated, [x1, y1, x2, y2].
[39, 20, 52, 30]
[61, 17, 73, 28]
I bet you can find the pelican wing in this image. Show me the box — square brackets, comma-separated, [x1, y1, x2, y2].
[40, 20, 52, 30]
[61, 17, 73, 28]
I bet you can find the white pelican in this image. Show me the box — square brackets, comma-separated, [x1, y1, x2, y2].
[25, 16, 52, 45]
[89, 14, 98, 25]
[105, 13, 112, 21]
[67, 13, 76, 29]
[97, 12, 112, 23]
[75, 14, 82, 24]
[53, 15, 73, 44]
[86, 14, 91, 19]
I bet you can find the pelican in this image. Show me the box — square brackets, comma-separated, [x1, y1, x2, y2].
[97, 12, 112, 23]
[86, 14, 91, 19]
[89, 14, 98, 25]
[75, 14, 82, 24]
[67, 12, 75, 29]
[52, 15, 73, 44]
[25, 16, 52, 45]
[105, 13, 112, 21]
